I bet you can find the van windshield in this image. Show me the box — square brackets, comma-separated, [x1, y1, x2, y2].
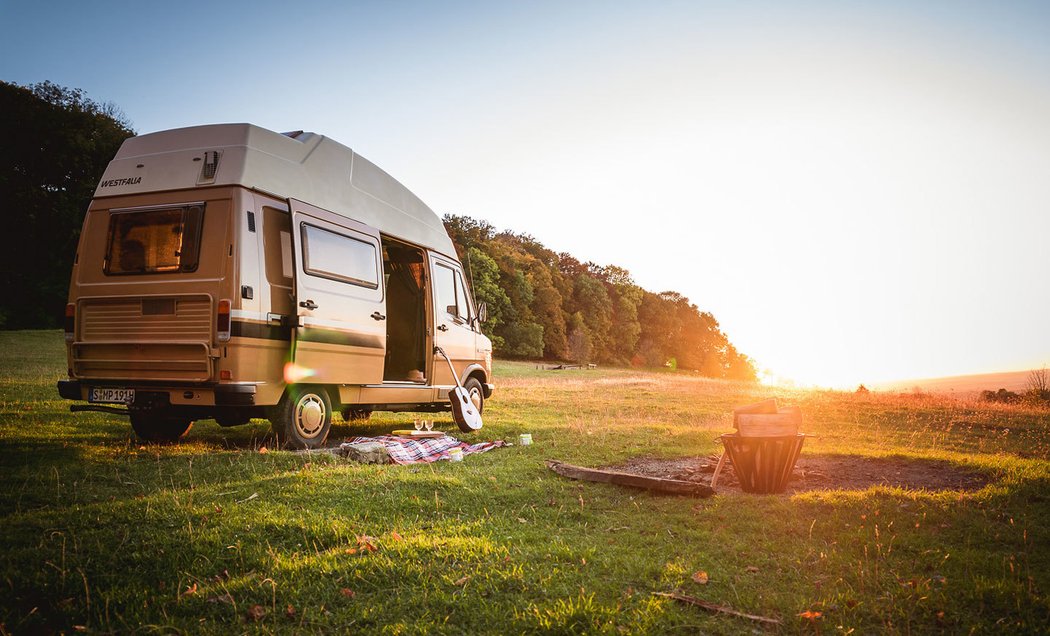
[105, 205, 204, 275]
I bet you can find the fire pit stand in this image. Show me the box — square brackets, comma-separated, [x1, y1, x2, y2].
[719, 434, 807, 494]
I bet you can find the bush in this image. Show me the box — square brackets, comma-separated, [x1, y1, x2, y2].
[980, 388, 1022, 404]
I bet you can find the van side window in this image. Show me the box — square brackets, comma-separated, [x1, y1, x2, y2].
[435, 263, 460, 320]
[301, 223, 379, 288]
[262, 207, 293, 286]
[454, 270, 471, 322]
[435, 263, 471, 322]
[104, 204, 204, 275]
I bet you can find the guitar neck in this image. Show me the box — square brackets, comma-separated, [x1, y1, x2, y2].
[435, 346, 463, 388]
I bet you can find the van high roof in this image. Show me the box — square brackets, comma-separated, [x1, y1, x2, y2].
[95, 123, 456, 257]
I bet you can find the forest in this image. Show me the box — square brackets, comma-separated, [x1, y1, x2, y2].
[444, 215, 756, 379]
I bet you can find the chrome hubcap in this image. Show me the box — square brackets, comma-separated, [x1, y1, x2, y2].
[295, 394, 326, 438]
[469, 386, 483, 413]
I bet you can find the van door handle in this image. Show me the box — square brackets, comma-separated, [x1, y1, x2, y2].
[371, 311, 386, 321]
[436, 324, 449, 332]
[299, 299, 318, 310]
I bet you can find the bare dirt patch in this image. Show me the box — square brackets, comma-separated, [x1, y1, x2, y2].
[609, 454, 992, 494]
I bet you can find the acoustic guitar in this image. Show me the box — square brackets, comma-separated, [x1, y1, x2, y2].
[434, 346, 483, 432]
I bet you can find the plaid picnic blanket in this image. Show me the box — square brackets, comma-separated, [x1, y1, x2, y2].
[344, 435, 506, 465]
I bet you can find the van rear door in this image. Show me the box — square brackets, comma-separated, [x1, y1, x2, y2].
[289, 199, 386, 384]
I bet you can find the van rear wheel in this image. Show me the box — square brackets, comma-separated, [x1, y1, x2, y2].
[271, 385, 332, 449]
[130, 411, 193, 443]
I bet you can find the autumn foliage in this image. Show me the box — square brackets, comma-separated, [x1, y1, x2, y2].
[444, 215, 756, 380]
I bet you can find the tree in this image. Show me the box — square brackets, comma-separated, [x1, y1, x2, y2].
[499, 321, 544, 358]
[566, 312, 592, 363]
[524, 263, 568, 358]
[443, 214, 494, 258]
[1026, 366, 1049, 401]
[594, 265, 642, 365]
[0, 80, 134, 328]
[465, 247, 510, 350]
[570, 274, 613, 362]
[723, 343, 758, 382]
[637, 291, 678, 366]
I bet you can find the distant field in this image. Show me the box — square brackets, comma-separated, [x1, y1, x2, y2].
[874, 369, 1036, 395]
[1, 331, 1048, 634]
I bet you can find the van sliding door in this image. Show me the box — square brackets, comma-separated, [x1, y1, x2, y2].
[289, 199, 386, 385]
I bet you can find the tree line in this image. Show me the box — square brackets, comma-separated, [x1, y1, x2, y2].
[444, 215, 757, 380]
[0, 80, 135, 329]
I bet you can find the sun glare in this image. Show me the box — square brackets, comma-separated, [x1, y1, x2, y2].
[758, 364, 863, 391]
[283, 362, 316, 384]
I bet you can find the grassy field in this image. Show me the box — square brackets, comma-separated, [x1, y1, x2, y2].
[1, 331, 1048, 634]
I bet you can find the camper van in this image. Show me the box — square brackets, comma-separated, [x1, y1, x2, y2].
[57, 124, 494, 448]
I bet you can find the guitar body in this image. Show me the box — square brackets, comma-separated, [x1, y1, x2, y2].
[449, 386, 483, 432]
[435, 345, 484, 432]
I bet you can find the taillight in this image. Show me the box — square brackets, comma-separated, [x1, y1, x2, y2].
[217, 299, 231, 342]
[64, 304, 75, 342]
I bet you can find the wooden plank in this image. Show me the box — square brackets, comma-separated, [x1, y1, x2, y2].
[710, 452, 728, 488]
[546, 461, 715, 497]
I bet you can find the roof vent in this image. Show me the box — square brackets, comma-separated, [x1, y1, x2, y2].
[282, 130, 305, 139]
[197, 150, 221, 184]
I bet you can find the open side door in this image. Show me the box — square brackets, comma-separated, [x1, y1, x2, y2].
[430, 255, 478, 387]
[289, 198, 386, 385]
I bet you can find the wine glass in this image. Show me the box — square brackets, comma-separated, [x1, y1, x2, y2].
[424, 420, 434, 432]
[414, 419, 423, 431]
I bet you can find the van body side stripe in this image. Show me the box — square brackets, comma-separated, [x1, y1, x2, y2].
[296, 328, 384, 349]
[230, 320, 383, 349]
[231, 320, 291, 341]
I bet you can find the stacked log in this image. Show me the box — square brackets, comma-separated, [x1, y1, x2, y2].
[733, 400, 801, 437]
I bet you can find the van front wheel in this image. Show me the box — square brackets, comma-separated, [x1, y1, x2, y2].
[464, 377, 485, 415]
[271, 385, 332, 449]
[130, 411, 193, 443]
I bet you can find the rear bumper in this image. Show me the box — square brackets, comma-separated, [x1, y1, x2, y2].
[57, 380, 256, 407]
[57, 379, 82, 400]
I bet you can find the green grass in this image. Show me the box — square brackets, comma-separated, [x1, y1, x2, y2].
[1, 331, 1048, 633]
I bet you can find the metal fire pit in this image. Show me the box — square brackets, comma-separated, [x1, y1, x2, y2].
[720, 433, 806, 494]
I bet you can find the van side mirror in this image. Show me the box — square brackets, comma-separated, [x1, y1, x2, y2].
[477, 302, 488, 324]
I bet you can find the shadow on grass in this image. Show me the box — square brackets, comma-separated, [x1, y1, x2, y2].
[177, 414, 463, 451]
[605, 452, 1002, 496]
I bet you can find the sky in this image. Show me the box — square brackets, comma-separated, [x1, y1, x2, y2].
[3, 0, 1048, 388]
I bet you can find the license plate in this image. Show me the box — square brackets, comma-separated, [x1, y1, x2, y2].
[89, 387, 135, 404]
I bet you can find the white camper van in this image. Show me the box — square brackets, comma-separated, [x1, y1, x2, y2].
[58, 124, 494, 448]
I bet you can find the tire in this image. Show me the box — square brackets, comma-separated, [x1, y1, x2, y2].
[270, 385, 332, 449]
[130, 410, 193, 443]
[341, 408, 372, 422]
[463, 376, 485, 415]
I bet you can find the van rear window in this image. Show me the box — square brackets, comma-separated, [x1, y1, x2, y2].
[105, 205, 204, 275]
